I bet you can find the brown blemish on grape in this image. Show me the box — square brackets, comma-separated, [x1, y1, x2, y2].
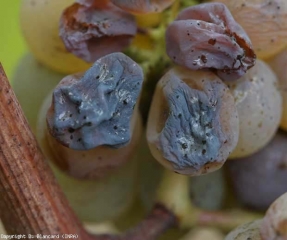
[166, 3, 256, 81]
[60, 2, 137, 62]
[208, 38, 216, 45]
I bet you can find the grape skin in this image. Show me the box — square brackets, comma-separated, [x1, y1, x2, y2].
[227, 131, 287, 211]
[261, 192, 287, 240]
[267, 49, 287, 131]
[165, 2, 256, 81]
[20, 0, 91, 74]
[110, 0, 176, 14]
[40, 92, 142, 180]
[228, 59, 282, 158]
[225, 220, 262, 240]
[214, 0, 287, 60]
[60, 2, 137, 62]
[37, 96, 138, 222]
[147, 67, 239, 176]
[12, 54, 65, 134]
[47, 52, 144, 151]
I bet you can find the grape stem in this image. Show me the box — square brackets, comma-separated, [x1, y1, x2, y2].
[156, 169, 263, 232]
[0, 64, 177, 239]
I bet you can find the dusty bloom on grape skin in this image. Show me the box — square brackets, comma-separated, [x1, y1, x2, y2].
[147, 67, 239, 176]
[47, 52, 143, 151]
[166, 2, 256, 81]
[60, 1, 137, 62]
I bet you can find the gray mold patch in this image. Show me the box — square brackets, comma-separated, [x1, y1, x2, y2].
[158, 77, 224, 173]
[48, 52, 143, 150]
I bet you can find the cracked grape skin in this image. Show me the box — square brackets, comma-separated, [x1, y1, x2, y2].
[165, 2, 256, 82]
[146, 67, 239, 176]
[47, 52, 144, 151]
[228, 59, 282, 159]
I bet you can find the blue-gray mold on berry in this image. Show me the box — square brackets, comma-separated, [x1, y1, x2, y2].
[147, 68, 239, 175]
[47, 52, 143, 150]
[160, 77, 223, 173]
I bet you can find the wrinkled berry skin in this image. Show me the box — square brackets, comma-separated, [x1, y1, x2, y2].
[147, 67, 239, 176]
[60, 1, 137, 62]
[47, 52, 143, 150]
[166, 3, 256, 81]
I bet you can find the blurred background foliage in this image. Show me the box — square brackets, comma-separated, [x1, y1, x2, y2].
[0, 1, 26, 79]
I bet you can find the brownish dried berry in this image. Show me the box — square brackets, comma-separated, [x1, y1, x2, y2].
[166, 2, 256, 81]
[60, 1, 137, 62]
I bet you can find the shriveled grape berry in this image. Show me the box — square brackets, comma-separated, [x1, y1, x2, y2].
[38, 91, 142, 179]
[20, 0, 91, 74]
[47, 52, 143, 151]
[166, 2, 256, 81]
[60, 1, 137, 62]
[147, 67, 239, 176]
[225, 220, 262, 240]
[215, 0, 287, 60]
[228, 59, 282, 158]
[111, 0, 176, 14]
[227, 131, 287, 211]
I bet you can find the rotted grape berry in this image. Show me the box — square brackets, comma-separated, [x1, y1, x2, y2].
[227, 131, 287, 211]
[261, 192, 287, 240]
[60, 1, 137, 62]
[40, 92, 142, 179]
[20, 0, 91, 74]
[147, 67, 239, 176]
[47, 52, 143, 151]
[42, 53, 143, 179]
[225, 220, 262, 240]
[38, 118, 138, 222]
[268, 49, 287, 131]
[110, 0, 177, 14]
[215, 0, 287, 59]
[166, 2, 256, 81]
[227, 59, 282, 158]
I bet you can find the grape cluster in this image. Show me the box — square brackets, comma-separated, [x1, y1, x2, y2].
[12, 0, 287, 238]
